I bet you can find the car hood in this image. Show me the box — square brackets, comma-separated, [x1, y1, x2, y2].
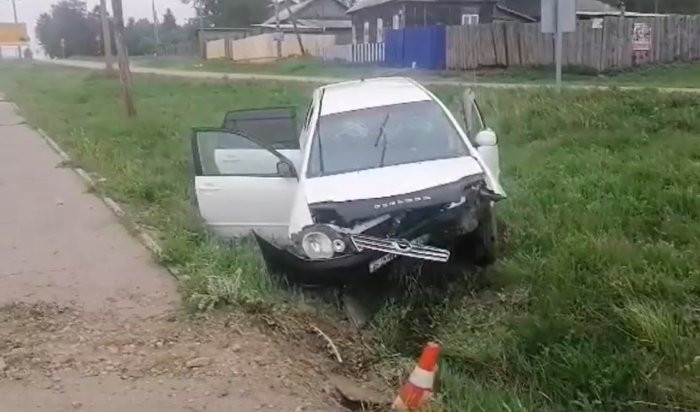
[304, 156, 484, 204]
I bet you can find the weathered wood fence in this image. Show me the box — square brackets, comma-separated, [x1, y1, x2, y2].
[447, 15, 700, 72]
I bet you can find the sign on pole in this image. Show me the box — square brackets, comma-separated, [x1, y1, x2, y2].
[541, 0, 577, 92]
[0, 23, 29, 46]
[542, 0, 576, 34]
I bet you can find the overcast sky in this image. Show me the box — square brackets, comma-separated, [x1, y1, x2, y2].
[0, 0, 195, 55]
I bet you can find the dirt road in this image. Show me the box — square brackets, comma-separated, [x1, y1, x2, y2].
[42, 58, 700, 93]
[0, 100, 336, 411]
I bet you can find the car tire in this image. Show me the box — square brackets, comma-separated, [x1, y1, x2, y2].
[453, 204, 497, 266]
[473, 204, 497, 265]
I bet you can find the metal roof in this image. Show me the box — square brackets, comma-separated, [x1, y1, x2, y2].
[577, 0, 619, 13]
[253, 19, 352, 30]
[262, 0, 350, 25]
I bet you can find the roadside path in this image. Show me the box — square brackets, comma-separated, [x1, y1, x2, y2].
[0, 99, 334, 411]
[44, 58, 700, 94]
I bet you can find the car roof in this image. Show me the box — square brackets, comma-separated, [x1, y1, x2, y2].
[319, 77, 433, 116]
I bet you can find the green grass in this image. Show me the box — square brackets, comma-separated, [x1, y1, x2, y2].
[1, 62, 699, 411]
[138, 55, 389, 79]
[468, 62, 700, 88]
[136, 55, 700, 88]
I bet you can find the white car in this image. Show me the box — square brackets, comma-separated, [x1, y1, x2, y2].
[190, 77, 506, 283]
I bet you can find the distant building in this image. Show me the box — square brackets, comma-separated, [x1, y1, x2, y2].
[254, 0, 352, 35]
[346, 0, 623, 44]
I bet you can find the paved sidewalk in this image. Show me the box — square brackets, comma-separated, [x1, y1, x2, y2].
[0, 102, 334, 411]
[0, 101, 176, 318]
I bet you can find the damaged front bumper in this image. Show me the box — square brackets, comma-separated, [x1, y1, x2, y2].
[254, 203, 468, 280]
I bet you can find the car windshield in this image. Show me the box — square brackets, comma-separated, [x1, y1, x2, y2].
[307, 100, 469, 178]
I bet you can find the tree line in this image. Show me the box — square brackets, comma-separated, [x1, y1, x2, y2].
[36, 0, 196, 58]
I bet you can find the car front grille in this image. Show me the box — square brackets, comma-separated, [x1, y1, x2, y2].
[350, 234, 451, 263]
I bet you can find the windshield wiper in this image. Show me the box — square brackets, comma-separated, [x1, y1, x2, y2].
[374, 113, 390, 168]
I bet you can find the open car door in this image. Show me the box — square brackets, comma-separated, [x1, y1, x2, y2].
[461, 89, 506, 197]
[191, 128, 298, 243]
[222, 106, 302, 171]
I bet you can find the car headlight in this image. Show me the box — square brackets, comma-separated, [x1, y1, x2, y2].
[301, 231, 334, 260]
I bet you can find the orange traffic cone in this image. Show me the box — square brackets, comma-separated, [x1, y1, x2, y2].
[392, 342, 441, 410]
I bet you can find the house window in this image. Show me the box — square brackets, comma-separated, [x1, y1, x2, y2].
[392, 14, 400, 30]
[377, 18, 384, 42]
[461, 14, 479, 25]
[363, 21, 370, 43]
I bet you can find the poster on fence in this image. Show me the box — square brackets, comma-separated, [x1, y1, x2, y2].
[633, 22, 652, 51]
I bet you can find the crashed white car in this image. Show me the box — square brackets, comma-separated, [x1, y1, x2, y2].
[190, 77, 506, 282]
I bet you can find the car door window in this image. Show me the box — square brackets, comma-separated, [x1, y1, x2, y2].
[299, 100, 315, 149]
[222, 107, 299, 150]
[462, 90, 485, 142]
[193, 129, 290, 177]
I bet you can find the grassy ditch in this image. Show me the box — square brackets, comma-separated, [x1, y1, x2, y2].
[1, 63, 699, 411]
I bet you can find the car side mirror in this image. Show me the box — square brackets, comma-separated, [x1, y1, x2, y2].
[276, 161, 297, 178]
[474, 129, 497, 147]
[474, 129, 500, 181]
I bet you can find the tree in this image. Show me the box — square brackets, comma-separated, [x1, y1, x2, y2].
[35, 0, 99, 58]
[36, 1, 193, 58]
[111, 0, 137, 117]
[184, 0, 269, 27]
[161, 8, 178, 32]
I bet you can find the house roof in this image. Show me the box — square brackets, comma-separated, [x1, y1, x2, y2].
[504, 0, 618, 19]
[495, 4, 537, 22]
[347, 0, 619, 17]
[253, 19, 352, 30]
[262, 0, 349, 25]
[348, 0, 495, 13]
[577, 0, 619, 13]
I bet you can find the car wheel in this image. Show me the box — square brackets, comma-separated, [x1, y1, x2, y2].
[452, 204, 497, 266]
[473, 204, 497, 265]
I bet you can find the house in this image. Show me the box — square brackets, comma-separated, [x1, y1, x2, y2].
[347, 0, 502, 43]
[347, 0, 621, 44]
[254, 0, 352, 36]
[503, 0, 620, 20]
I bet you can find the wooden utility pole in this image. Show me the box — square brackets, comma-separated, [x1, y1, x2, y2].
[11, 0, 21, 58]
[100, 0, 114, 73]
[151, 0, 160, 55]
[284, 1, 306, 56]
[274, 0, 282, 58]
[111, 0, 137, 117]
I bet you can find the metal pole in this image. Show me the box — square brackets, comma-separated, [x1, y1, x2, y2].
[100, 0, 114, 72]
[275, 0, 282, 58]
[555, 0, 562, 93]
[11, 0, 21, 58]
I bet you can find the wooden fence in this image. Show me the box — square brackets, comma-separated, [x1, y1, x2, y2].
[352, 43, 385, 63]
[447, 15, 700, 72]
[206, 33, 337, 63]
[319, 44, 352, 61]
[319, 43, 385, 63]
